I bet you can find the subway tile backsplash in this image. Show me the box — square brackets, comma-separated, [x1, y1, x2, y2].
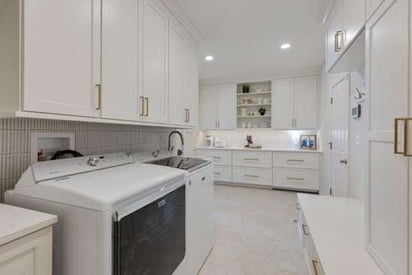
[0, 118, 172, 201]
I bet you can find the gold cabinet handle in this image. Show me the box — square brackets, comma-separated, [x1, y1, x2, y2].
[144, 97, 149, 116]
[244, 158, 259, 161]
[187, 109, 190, 123]
[244, 174, 259, 178]
[140, 96, 145, 116]
[302, 224, 310, 235]
[184, 108, 189, 122]
[334, 30, 344, 52]
[95, 84, 102, 110]
[395, 118, 408, 155]
[312, 260, 321, 275]
[287, 159, 305, 163]
[287, 177, 305, 181]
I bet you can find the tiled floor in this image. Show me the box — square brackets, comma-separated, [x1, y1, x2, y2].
[199, 185, 306, 275]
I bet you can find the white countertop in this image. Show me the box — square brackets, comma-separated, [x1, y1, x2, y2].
[297, 194, 383, 275]
[196, 146, 322, 153]
[0, 203, 57, 246]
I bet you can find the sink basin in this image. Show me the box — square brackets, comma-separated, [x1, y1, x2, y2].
[145, 156, 209, 172]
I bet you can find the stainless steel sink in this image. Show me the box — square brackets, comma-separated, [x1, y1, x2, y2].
[145, 156, 210, 172]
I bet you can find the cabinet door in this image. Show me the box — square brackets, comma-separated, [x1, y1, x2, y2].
[187, 168, 214, 275]
[342, 0, 366, 45]
[23, 0, 100, 117]
[326, 0, 343, 71]
[184, 43, 200, 126]
[295, 76, 318, 129]
[141, 0, 168, 123]
[366, 0, 409, 274]
[101, 0, 141, 121]
[217, 84, 236, 129]
[272, 79, 295, 129]
[366, 0, 385, 19]
[200, 85, 219, 129]
[169, 23, 186, 125]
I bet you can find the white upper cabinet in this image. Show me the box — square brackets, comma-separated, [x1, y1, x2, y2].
[169, 22, 200, 126]
[101, 0, 141, 121]
[1, 0, 199, 128]
[366, 0, 385, 19]
[23, 0, 101, 117]
[200, 84, 236, 130]
[141, 0, 169, 123]
[294, 76, 318, 129]
[272, 79, 295, 129]
[169, 23, 187, 125]
[183, 43, 200, 126]
[272, 76, 318, 130]
[325, 0, 366, 72]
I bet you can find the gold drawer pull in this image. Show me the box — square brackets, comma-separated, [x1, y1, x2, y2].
[214, 172, 221, 175]
[95, 84, 102, 110]
[287, 177, 305, 181]
[213, 156, 221, 159]
[312, 260, 321, 275]
[244, 158, 259, 161]
[287, 159, 304, 162]
[140, 96, 145, 116]
[302, 224, 310, 236]
[244, 174, 259, 178]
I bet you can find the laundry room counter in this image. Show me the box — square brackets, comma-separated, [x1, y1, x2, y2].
[0, 203, 57, 246]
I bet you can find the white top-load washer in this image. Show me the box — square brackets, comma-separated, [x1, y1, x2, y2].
[5, 152, 187, 275]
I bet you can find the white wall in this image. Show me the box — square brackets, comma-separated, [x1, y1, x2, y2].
[197, 129, 319, 149]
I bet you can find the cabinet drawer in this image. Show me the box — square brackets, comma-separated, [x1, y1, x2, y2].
[196, 150, 232, 165]
[233, 167, 272, 186]
[233, 151, 272, 168]
[274, 152, 319, 169]
[273, 168, 319, 191]
[213, 165, 232, 182]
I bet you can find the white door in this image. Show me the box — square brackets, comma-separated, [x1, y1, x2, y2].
[217, 84, 236, 129]
[141, 0, 168, 123]
[366, 0, 409, 274]
[23, 0, 101, 117]
[200, 85, 219, 129]
[295, 76, 318, 129]
[272, 79, 295, 129]
[330, 76, 349, 197]
[101, 0, 141, 121]
[184, 43, 199, 126]
[169, 23, 186, 125]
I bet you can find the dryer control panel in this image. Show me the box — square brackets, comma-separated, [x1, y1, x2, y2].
[31, 152, 133, 183]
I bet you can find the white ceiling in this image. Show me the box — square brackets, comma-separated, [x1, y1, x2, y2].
[175, 0, 327, 82]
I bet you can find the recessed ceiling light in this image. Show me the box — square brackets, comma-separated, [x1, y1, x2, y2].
[205, 55, 214, 61]
[280, 43, 291, 50]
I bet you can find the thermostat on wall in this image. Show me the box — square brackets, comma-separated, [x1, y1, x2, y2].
[352, 104, 361, 119]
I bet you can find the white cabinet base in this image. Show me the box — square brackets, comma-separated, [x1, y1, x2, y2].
[0, 227, 53, 275]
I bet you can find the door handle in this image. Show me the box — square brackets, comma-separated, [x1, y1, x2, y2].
[312, 260, 321, 275]
[395, 118, 407, 155]
[339, 159, 348, 165]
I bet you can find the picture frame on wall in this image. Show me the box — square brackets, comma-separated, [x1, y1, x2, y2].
[300, 135, 317, 150]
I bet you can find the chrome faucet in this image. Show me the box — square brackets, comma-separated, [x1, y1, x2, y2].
[168, 131, 184, 156]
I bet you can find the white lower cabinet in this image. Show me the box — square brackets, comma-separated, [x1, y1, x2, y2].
[0, 227, 53, 275]
[196, 149, 321, 191]
[213, 165, 232, 182]
[273, 168, 319, 192]
[233, 167, 272, 186]
[233, 151, 272, 168]
[186, 166, 214, 275]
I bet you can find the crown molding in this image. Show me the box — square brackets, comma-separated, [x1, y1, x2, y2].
[200, 66, 322, 86]
[161, 0, 203, 46]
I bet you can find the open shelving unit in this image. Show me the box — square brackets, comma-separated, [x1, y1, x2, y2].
[237, 81, 272, 128]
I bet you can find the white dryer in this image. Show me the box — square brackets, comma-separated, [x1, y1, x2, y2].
[5, 152, 187, 275]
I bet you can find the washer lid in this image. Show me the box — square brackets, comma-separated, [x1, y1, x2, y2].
[13, 163, 186, 211]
